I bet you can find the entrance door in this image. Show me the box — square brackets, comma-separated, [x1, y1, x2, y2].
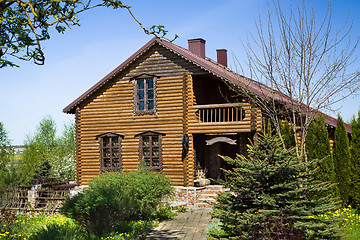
[193, 134, 240, 183]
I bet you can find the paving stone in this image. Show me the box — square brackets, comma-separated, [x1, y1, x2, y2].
[145, 208, 211, 240]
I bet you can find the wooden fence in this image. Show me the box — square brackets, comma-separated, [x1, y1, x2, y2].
[0, 188, 72, 215]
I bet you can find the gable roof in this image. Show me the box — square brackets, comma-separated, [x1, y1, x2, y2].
[95, 132, 125, 139]
[63, 37, 351, 133]
[134, 130, 166, 138]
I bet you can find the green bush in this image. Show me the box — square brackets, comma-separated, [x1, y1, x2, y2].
[333, 115, 352, 205]
[350, 111, 360, 210]
[306, 114, 338, 198]
[61, 169, 174, 236]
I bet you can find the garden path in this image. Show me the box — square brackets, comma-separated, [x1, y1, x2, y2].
[145, 208, 211, 240]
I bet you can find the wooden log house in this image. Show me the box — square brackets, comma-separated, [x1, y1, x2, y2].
[63, 38, 348, 186]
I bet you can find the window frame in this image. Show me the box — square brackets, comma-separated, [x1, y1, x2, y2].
[95, 132, 124, 173]
[131, 73, 159, 117]
[135, 131, 166, 172]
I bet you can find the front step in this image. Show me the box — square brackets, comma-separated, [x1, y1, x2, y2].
[174, 185, 229, 208]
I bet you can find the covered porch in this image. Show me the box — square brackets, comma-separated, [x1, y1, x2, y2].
[193, 132, 254, 184]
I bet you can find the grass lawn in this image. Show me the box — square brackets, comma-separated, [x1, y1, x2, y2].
[0, 204, 180, 240]
[0, 213, 159, 240]
[331, 207, 360, 240]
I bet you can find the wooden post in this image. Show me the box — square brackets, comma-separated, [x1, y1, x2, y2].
[75, 108, 81, 184]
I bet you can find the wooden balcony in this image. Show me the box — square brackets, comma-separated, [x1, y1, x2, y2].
[189, 103, 253, 134]
[195, 103, 246, 123]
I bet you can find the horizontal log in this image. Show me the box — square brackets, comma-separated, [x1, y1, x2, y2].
[78, 132, 183, 139]
[81, 106, 184, 115]
[189, 128, 253, 134]
[78, 115, 184, 124]
[80, 119, 184, 126]
[79, 135, 184, 142]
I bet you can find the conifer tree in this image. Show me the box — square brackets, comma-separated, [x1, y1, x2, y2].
[211, 133, 339, 239]
[350, 111, 360, 209]
[333, 115, 351, 205]
[306, 114, 338, 198]
[280, 120, 296, 149]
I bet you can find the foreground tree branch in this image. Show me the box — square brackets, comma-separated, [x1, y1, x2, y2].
[0, 0, 177, 68]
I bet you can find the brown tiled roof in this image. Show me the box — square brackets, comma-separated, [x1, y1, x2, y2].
[63, 37, 351, 133]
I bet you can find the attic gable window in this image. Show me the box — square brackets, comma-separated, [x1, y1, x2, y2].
[131, 73, 159, 117]
[135, 131, 166, 172]
[95, 132, 124, 173]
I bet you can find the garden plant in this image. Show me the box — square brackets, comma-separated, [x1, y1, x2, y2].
[61, 168, 174, 236]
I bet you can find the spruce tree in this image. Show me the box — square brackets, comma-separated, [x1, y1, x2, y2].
[333, 115, 351, 205]
[306, 114, 338, 198]
[350, 111, 360, 209]
[211, 133, 339, 239]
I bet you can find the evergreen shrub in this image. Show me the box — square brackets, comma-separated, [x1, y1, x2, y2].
[61, 169, 174, 236]
[306, 114, 338, 198]
[350, 111, 360, 209]
[210, 133, 340, 239]
[333, 115, 351, 205]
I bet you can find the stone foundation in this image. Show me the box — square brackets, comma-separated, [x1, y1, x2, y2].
[173, 185, 229, 208]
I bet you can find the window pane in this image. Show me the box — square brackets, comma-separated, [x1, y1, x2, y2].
[144, 158, 151, 167]
[138, 101, 144, 110]
[104, 149, 110, 157]
[147, 100, 154, 110]
[104, 158, 111, 167]
[112, 148, 119, 157]
[104, 138, 110, 147]
[143, 147, 150, 157]
[137, 79, 144, 89]
[147, 90, 154, 100]
[113, 158, 120, 168]
[138, 90, 144, 100]
[146, 79, 154, 89]
[153, 147, 159, 157]
[152, 136, 159, 146]
[143, 136, 149, 146]
[152, 158, 159, 167]
[112, 137, 119, 147]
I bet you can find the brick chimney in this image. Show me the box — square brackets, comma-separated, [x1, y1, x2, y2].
[188, 38, 206, 58]
[216, 49, 227, 67]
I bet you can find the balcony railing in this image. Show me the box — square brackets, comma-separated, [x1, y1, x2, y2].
[195, 103, 246, 123]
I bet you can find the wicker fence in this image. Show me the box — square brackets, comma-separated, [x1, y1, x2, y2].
[0, 184, 79, 215]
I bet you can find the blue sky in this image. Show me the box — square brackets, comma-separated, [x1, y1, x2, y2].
[1, 0, 360, 145]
